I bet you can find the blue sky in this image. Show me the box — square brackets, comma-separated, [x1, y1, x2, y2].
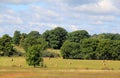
[0, 0, 120, 37]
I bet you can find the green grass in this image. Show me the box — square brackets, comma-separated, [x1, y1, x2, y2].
[1, 47, 120, 78]
[44, 58, 120, 70]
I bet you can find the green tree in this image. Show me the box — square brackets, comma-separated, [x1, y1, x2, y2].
[96, 39, 113, 60]
[26, 45, 43, 67]
[42, 30, 51, 47]
[111, 40, 120, 60]
[13, 30, 21, 45]
[0, 34, 15, 56]
[92, 33, 120, 40]
[80, 38, 99, 59]
[60, 41, 81, 59]
[67, 30, 90, 42]
[28, 31, 41, 38]
[20, 33, 27, 47]
[42, 27, 68, 49]
[23, 37, 48, 52]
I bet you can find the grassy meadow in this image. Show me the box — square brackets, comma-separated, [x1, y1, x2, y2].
[0, 57, 120, 78]
[0, 57, 120, 70]
[0, 48, 120, 78]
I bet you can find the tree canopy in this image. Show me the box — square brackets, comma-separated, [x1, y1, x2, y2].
[42, 27, 68, 49]
[67, 30, 90, 42]
[0, 34, 16, 56]
[13, 30, 21, 45]
[1, 27, 120, 60]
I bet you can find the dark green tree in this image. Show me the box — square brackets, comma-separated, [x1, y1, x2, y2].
[13, 30, 21, 45]
[92, 33, 120, 40]
[28, 31, 41, 38]
[42, 30, 51, 47]
[42, 27, 68, 49]
[67, 30, 90, 42]
[96, 39, 113, 60]
[80, 38, 99, 59]
[60, 41, 81, 59]
[0, 34, 15, 56]
[26, 45, 43, 67]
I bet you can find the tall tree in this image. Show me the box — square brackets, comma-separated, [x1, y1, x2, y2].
[0, 34, 15, 56]
[67, 30, 90, 43]
[13, 30, 21, 45]
[42, 27, 68, 49]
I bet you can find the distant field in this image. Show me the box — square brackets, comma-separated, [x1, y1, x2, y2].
[0, 57, 120, 78]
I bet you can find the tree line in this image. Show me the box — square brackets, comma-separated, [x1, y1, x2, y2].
[0, 27, 120, 66]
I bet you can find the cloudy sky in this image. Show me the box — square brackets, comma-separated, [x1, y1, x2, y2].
[0, 0, 120, 36]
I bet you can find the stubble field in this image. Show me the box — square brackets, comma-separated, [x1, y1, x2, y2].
[0, 57, 120, 78]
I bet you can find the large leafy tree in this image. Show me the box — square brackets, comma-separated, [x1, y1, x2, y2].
[0, 34, 15, 56]
[80, 38, 99, 59]
[60, 41, 81, 59]
[42, 27, 68, 49]
[42, 30, 51, 47]
[28, 31, 41, 38]
[25, 38, 47, 67]
[96, 39, 120, 60]
[26, 45, 44, 67]
[67, 30, 90, 42]
[13, 30, 21, 45]
[23, 37, 48, 52]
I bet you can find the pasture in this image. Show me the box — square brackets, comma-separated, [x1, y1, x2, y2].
[0, 57, 120, 78]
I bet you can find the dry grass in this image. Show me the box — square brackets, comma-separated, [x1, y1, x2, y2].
[0, 69, 120, 78]
[14, 45, 26, 53]
[0, 57, 120, 70]
[0, 57, 120, 78]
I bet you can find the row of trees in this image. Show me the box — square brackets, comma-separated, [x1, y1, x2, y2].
[61, 39, 120, 60]
[12, 27, 120, 50]
[1, 27, 120, 67]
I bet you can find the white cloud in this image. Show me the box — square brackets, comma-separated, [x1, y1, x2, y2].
[0, 0, 120, 36]
[0, 14, 23, 25]
[89, 15, 115, 21]
[74, 0, 120, 15]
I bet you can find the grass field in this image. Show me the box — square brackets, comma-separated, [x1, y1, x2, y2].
[0, 57, 120, 78]
[0, 57, 120, 69]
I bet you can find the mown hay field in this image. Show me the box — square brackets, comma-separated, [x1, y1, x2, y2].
[0, 57, 120, 78]
[0, 57, 120, 69]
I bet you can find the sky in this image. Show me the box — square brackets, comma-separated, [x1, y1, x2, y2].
[0, 0, 120, 37]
